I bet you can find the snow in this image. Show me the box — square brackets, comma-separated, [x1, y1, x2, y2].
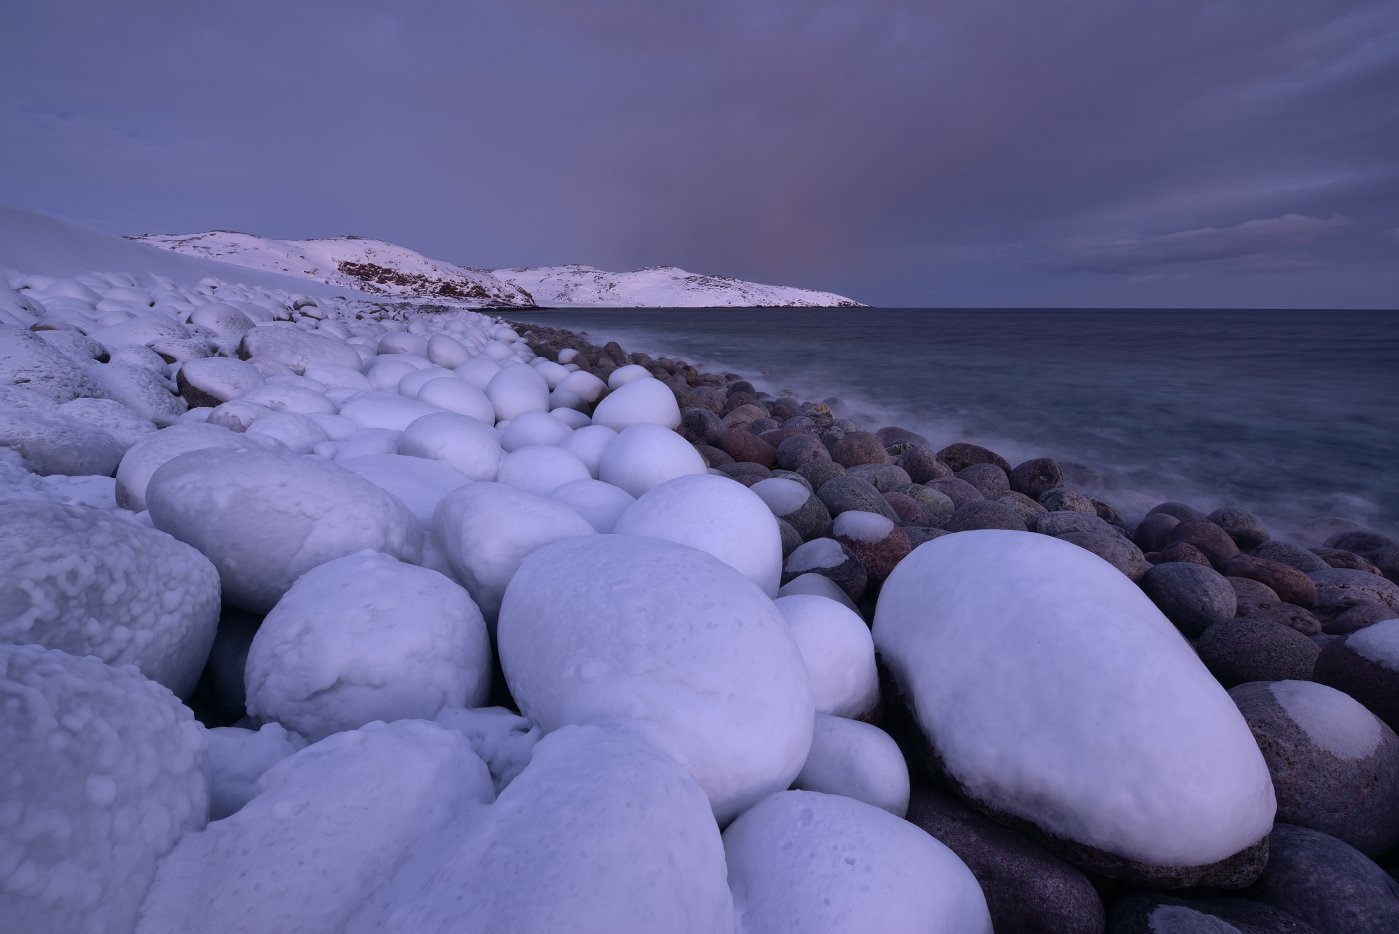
[1, 324, 104, 401]
[0, 500, 220, 696]
[560, 422, 616, 476]
[396, 365, 458, 399]
[785, 537, 848, 573]
[188, 302, 256, 339]
[204, 723, 307, 820]
[499, 409, 572, 451]
[607, 363, 652, 388]
[723, 791, 991, 934]
[614, 473, 784, 597]
[1348, 617, 1399, 672]
[486, 363, 550, 421]
[137, 720, 495, 934]
[83, 360, 187, 426]
[873, 530, 1276, 867]
[58, 396, 157, 450]
[426, 333, 470, 367]
[598, 422, 707, 497]
[498, 444, 592, 496]
[115, 421, 285, 512]
[177, 356, 265, 403]
[244, 551, 491, 741]
[548, 478, 635, 533]
[336, 453, 471, 526]
[795, 715, 910, 817]
[413, 376, 495, 422]
[337, 390, 443, 431]
[833, 509, 895, 543]
[240, 325, 364, 373]
[1268, 680, 1383, 760]
[774, 594, 879, 718]
[144, 445, 422, 613]
[494, 263, 863, 308]
[353, 725, 733, 933]
[454, 354, 502, 389]
[247, 411, 329, 453]
[556, 369, 606, 402]
[777, 572, 861, 612]
[750, 476, 812, 517]
[0, 406, 125, 476]
[497, 534, 814, 823]
[332, 427, 401, 460]
[432, 481, 596, 624]
[432, 706, 541, 793]
[239, 380, 337, 415]
[590, 375, 682, 431]
[1, 644, 207, 934]
[399, 410, 502, 481]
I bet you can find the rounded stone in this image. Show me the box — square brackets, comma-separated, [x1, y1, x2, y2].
[1147, 502, 1204, 522]
[1140, 562, 1238, 637]
[1312, 547, 1381, 574]
[1038, 487, 1096, 514]
[782, 537, 868, 601]
[774, 433, 830, 471]
[908, 484, 957, 526]
[1133, 512, 1180, 553]
[833, 512, 912, 582]
[1321, 600, 1394, 635]
[829, 431, 891, 467]
[898, 446, 952, 483]
[1159, 540, 1213, 567]
[1058, 530, 1150, 581]
[1009, 458, 1064, 500]
[1166, 518, 1241, 570]
[717, 427, 776, 467]
[1196, 618, 1321, 688]
[1245, 824, 1399, 934]
[1310, 568, 1399, 616]
[816, 475, 899, 521]
[1313, 619, 1399, 732]
[1208, 507, 1271, 550]
[1036, 511, 1118, 539]
[846, 462, 912, 492]
[1252, 540, 1329, 573]
[994, 490, 1048, 525]
[936, 442, 1010, 473]
[926, 476, 984, 508]
[1238, 599, 1322, 636]
[796, 457, 845, 489]
[946, 499, 1028, 533]
[1109, 893, 1323, 934]
[679, 406, 724, 446]
[1225, 554, 1318, 608]
[883, 491, 928, 526]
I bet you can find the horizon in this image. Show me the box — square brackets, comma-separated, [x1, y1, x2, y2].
[3, 2, 1397, 309]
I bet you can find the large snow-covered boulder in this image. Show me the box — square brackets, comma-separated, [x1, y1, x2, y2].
[1, 645, 207, 934]
[794, 715, 910, 816]
[498, 534, 814, 823]
[83, 361, 187, 427]
[145, 446, 422, 613]
[432, 482, 595, 624]
[0, 324, 104, 401]
[774, 593, 880, 718]
[137, 720, 494, 934]
[723, 790, 992, 934]
[400, 411, 502, 481]
[590, 375, 682, 431]
[0, 500, 220, 696]
[239, 324, 363, 372]
[354, 725, 734, 933]
[614, 473, 784, 597]
[336, 453, 471, 526]
[115, 421, 284, 511]
[873, 530, 1276, 887]
[244, 551, 491, 741]
[0, 407, 125, 476]
[597, 423, 707, 497]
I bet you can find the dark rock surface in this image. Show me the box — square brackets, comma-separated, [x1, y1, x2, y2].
[1245, 824, 1399, 934]
[1140, 563, 1238, 636]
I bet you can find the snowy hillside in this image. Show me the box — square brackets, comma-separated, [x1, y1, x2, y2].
[494, 264, 864, 308]
[131, 231, 535, 308]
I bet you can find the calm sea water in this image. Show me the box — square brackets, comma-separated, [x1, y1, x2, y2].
[503, 309, 1399, 538]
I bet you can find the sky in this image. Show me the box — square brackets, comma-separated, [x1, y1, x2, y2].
[2, 1, 1396, 308]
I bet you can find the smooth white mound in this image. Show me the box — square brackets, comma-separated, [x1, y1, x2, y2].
[590, 375, 682, 431]
[244, 551, 491, 741]
[0, 407, 125, 476]
[337, 453, 471, 526]
[414, 376, 494, 423]
[872, 530, 1276, 867]
[433, 482, 595, 624]
[556, 369, 606, 403]
[499, 409, 572, 451]
[205, 722, 307, 820]
[560, 422, 615, 476]
[723, 791, 991, 934]
[794, 715, 910, 816]
[83, 362, 187, 426]
[138, 720, 493, 934]
[177, 356, 265, 405]
[614, 473, 783, 597]
[774, 594, 879, 718]
[497, 444, 591, 496]
[354, 725, 733, 934]
[145, 446, 422, 614]
[338, 390, 443, 432]
[498, 535, 813, 823]
[606, 363, 652, 388]
[833, 509, 895, 543]
[548, 478, 635, 533]
[486, 363, 549, 421]
[598, 422, 706, 497]
[247, 411, 328, 454]
[751, 476, 812, 517]
[58, 396, 157, 449]
[1, 645, 207, 934]
[116, 422, 283, 511]
[400, 411, 502, 481]
[0, 500, 220, 696]
[240, 324, 363, 372]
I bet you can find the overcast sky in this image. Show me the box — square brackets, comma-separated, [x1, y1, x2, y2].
[3, 1, 1396, 307]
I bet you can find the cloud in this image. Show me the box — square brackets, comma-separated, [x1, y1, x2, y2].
[1057, 214, 1353, 274]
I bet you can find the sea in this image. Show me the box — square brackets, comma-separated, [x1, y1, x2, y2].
[501, 308, 1399, 540]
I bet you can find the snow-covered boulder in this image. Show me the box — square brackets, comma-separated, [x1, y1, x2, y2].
[560, 422, 615, 476]
[432, 482, 595, 624]
[336, 453, 470, 526]
[399, 411, 502, 481]
[138, 720, 493, 934]
[115, 421, 283, 511]
[1, 645, 207, 934]
[774, 594, 879, 719]
[145, 446, 422, 613]
[239, 324, 363, 372]
[794, 715, 910, 816]
[498, 534, 813, 823]
[57, 396, 157, 450]
[204, 722, 307, 820]
[83, 362, 187, 427]
[614, 473, 783, 597]
[338, 390, 442, 431]
[548, 478, 634, 533]
[244, 551, 491, 741]
[0, 407, 125, 476]
[0, 324, 103, 401]
[591, 375, 682, 432]
[414, 376, 494, 423]
[597, 422, 707, 497]
[352, 725, 734, 934]
[723, 790, 991, 934]
[497, 444, 591, 496]
[485, 363, 549, 421]
[0, 500, 220, 696]
[873, 531, 1276, 887]
[175, 356, 265, 407]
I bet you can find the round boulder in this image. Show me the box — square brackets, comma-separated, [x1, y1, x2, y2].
[830, 430, 891, 467]
[1313, 618, 1399, 732]
[1196, 618, 1320, 688]
[1140, 562, 1238, 637]
[1245, 824, 1399, 934]
[817, 475, 899, 521]
[1208, 507, 1270, 550]
[946, 499, 1027, 533]
[1225, 554, 1318, 608]
[1009, 457, 1064, 501]
[1166, 518, 1241, 570]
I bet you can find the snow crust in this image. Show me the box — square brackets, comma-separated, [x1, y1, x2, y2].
[1269, 679, 1383, 760]
[336, 453, 470, 526]
[498, 535, 814, 823]
[833, 509, 895, 543]
[115, 422, 284, 511]
[399, 411, 502, 481]
[785, 537, 848, 572]
[1, 645, 207, 934]
[723, 791, 991, 934]
[750, 476, 812, 517]
[494, 262, 862, 308]
[244, 551, 491, 741]
[873, 530, 1276, 867]
[204, 722, 307, 820]
[1348, 617, 1399, 672]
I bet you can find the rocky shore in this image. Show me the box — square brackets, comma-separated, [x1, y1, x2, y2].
[2, 265, 1398, 932]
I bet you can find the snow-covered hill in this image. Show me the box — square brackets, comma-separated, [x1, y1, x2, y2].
[492, 264, 863, 308]
[130, 228, 864, 308]
[131, 231, 535, 308]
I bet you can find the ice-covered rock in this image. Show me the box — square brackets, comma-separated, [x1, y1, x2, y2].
[498, 534, 813, 823]
[591, 375, 682, 431]
[145, 446, 422, 613]
[548, 478, 635, 533]
[432, 705, 542, 794]
[244, 551, 491, 741]
[873, 530, 1276, 886]
[57, 396, 157, 450]
[1, 645, 207, 934]
[432, 481, 595, 623]
[399, 411, 502, 481]
[794, 715, 910, 816]
[774, 594, 879, 718]
[175, 356, 265, 407]
[414, 376, 494, 423]
[337, 390, 442, 431]
[723, 790, 992, 934]
[0, 500, 220, 696]
[560, 422, 616, 476]
[115, 421, 283, 511]
[247, 410, 329, 453]
[598, 423, 707, 497]
[138, 720, 493, 934]
[499, 409, 572, 451]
